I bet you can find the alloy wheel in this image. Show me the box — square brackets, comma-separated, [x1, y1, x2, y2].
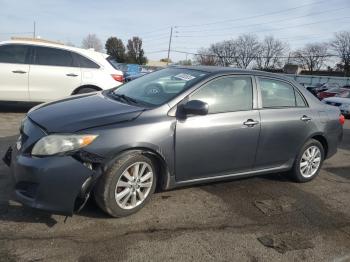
[299, 145, 322, 178]
[115, 162, 154, 210]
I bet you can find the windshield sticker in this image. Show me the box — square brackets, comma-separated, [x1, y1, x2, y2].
[174, 73, 196, 81]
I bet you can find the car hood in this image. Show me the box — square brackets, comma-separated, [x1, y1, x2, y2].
[323, 97, 350, 104]
[28, 92, 145, 133]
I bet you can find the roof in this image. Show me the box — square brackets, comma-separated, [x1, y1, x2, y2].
[0, 39, 107, 63]
[170, 65, 291, 80]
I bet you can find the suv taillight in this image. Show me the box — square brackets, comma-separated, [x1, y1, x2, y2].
[339, 114, 345, 125]
[111, 74, 124, 82]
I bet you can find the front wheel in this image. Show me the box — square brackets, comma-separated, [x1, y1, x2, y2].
[290, 139, 324, 182]
[94, 153, 157, 217]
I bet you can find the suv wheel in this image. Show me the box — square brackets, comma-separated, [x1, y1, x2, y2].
[290, 139, 324, 182]
[76, 87, 98, 94]
[94, 153, 157, 217]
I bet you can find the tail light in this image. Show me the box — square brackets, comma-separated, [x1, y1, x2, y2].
[339, 114, 345, 125]
[111, 74, 124, 82]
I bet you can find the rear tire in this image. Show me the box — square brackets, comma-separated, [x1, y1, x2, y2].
[75, 87, 98, 94]
[94, 153, 157, 217]
[290, 139, 324, 182]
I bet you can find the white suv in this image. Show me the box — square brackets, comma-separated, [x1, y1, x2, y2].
[0, 40, 123, 102]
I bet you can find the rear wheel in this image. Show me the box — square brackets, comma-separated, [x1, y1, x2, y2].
[76, 87, 98, 94]
[290, 139, 324, 182]
[94, 153, 157, 217]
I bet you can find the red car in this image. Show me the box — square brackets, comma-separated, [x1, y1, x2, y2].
[317, 88, 347, 100]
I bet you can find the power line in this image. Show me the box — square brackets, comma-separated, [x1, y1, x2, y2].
[175, 0, 331, 28]
[0, 32, 33, 35]
[175, 16, 350, 38]
[176, 6, 349, 34]
[170, 49, 338, 59]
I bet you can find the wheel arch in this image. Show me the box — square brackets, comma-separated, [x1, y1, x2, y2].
[71, 85, 102, 95]
[101, 147, 172, 192]
[310, 134, 328, 158]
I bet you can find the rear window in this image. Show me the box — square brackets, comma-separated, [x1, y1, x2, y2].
[34, 46, 74, 67]
[72, 52, 100, 69]
[0, 44, 28, 64]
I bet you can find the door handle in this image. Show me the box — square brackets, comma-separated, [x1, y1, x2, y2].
[12, 70, 27, 74]
[66, 73, 78, 77]
[243, 119, 259, 127]
[300, 115, 312, 122]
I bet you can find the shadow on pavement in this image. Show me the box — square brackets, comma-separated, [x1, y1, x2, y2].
[0, 102, 39, 113]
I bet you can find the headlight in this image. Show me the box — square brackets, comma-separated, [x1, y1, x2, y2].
[32, 134, 98, 156]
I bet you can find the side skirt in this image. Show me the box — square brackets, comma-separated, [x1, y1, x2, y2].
[165, 163, 292, 190]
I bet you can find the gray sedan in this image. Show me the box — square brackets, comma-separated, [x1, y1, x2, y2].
[5, 66, 344, 217]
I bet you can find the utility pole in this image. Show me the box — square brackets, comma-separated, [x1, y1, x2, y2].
[33, 21, 36, 38]
[166, 27, 173, 65]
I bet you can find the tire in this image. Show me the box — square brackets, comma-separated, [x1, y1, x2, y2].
[94, 153, 157, 217]
[290, 139, 324, 182]
[76, 87, 98, 94]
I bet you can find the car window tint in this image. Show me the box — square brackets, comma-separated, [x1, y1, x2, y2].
[260, 78, 296, 108]
[191, 76, 253, 113]
[34, 46, 74, 67]
[295, 90, 307, 107]
[0, 45, 28, 64]
[73, 53, 100, 68]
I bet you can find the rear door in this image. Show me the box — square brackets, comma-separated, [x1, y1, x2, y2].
[29, 46, 81, 102]
[175, 75, 261, 181]
[255, 77, 315, 169]
[0, 44, 30, 101]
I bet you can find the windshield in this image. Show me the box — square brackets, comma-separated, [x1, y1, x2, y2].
[111, 68, 208, 106]
[336, 90, 350, 98]
[327, 88, 341, 93]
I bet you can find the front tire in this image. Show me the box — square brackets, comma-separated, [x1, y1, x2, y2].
[290, 139, 324, 182]
[94, 153, 157, 217]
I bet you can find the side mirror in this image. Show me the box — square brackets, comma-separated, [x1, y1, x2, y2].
[182, 100, 209, 116]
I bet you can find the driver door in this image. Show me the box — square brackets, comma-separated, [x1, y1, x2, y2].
[175, 75, 261, 181]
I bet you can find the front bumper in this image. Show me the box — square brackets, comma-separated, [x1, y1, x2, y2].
[6, 146, 97, 216]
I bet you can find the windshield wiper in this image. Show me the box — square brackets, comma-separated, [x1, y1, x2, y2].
[110, 93, 140, 105]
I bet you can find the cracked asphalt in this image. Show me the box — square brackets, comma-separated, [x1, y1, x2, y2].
[0, 103, 349, 262]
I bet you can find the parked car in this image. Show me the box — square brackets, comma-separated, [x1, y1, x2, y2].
[323, 89, 350, 118]
[317, 87, 347, 100]
[0, 40, 123, 102]
[4, 66, 344, 217]
[107, 58, 147, 82]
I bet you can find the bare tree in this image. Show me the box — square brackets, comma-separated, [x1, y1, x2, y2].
[292, 43, 328, 73]
[235, 34, 260, 69]
[331, 31, 350, 76]
[82, 34, 103, 52]
[256, 36, 288, 70]
[209, 40, 237, 66]
[194, 48, 218, 66]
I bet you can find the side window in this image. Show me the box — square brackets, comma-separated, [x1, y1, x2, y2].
[0, 45, 28, 64]
[259, 78, 296, 108]
[72, 53, 100, 69]
[34, 46, 74, 67]
[190, 76, 253, 114]
[295, 90, 307, 107]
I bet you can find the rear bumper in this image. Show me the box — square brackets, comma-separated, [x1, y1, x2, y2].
[6, 146, 96, 216]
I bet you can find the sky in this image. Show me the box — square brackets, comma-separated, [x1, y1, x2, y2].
[0, 0, 349, 62]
